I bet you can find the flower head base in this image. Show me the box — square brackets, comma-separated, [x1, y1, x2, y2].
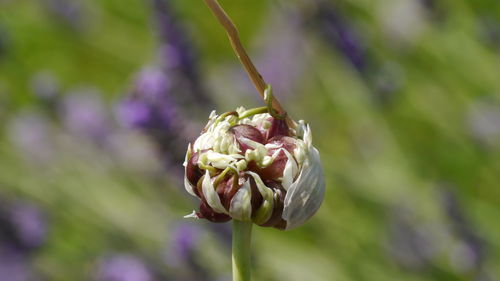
[184, 104, 325, 230]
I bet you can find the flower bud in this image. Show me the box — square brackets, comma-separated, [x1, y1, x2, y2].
[184, 107, 325, 230]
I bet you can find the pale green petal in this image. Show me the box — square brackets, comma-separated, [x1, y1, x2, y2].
[282, 149, 298, 191]
[184, 175, 197, 197]
[229, 180, 252, 221]
[246, 171, 275, 224]
[202, 170, 229, 214]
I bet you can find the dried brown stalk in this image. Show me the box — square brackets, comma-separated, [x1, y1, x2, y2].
[202, 0, 294, 126]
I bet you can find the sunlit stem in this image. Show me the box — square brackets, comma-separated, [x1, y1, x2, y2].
[264, 85, 287, 120]
[238, 107, 268, 120]
[232, 220, 253, 281]
[215, 111, 239, 127]
[199, 163, 218, 174]
[213, 166, 232, 188]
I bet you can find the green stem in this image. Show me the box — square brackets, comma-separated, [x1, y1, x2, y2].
[232, 220, 253, 281]
[238, 106, 268, 120]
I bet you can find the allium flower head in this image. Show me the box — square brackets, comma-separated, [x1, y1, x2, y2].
[184, 101, 325, 230]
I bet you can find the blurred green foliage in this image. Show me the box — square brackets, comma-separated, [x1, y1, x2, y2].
[1, 0, 499, 280]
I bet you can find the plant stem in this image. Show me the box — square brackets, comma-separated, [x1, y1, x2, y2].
[201, 0, 294, 127]
[232, 220, 253, 281]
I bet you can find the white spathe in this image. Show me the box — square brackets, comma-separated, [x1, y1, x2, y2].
[282, 146, 325, 230]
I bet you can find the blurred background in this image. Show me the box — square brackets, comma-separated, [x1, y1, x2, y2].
[0, 0, 499, 280]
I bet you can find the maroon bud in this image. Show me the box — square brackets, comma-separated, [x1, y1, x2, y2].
[258, 136, 297, 180]
[259, 180, 287, 229]
[186, 150, 205, 188]
[216, 175, 237, 210]
[229, 124, 264, 153]
[266, 118, 290, 140]
[197, 202, 231, 223]
[266, 135, 296, 153]
[195, 176, 206, 201]
[248, 176, 264, 213]
[259, 150, 288, 180]
[274, 219, 287, 230]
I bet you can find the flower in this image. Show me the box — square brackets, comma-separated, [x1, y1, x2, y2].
[152, 0, 213, 109]
[313, 0, 367, 73]
[183, 107, 325, 230]
[117, 67, 175, 132]
[60, 88, 110, 142]
[94, 254, 154, 281]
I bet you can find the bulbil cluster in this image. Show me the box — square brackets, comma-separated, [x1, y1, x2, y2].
[184, 103, 325, 230]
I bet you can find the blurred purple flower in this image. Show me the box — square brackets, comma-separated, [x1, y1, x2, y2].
[117, 67, 175, 132]
[135, 67, 172, 100]
[118, 100, 154, 129]
[385, 207, 442, 270]
[439, 188, 486, 272]
[151, 0, 213, 108]
[310, 1, 406, 103]
[164, 223, 217, 281]
[165, 223, 200, 268]
[0, 248, 31, 281]
[118, 65, 196, 167]
[0, 199, 47, 254]
[94, 254, 154, 281]
[117, 0, 214, 168]
[152, 0, 192, 71]
[41, 0, 85, 30]
[256, 9, 308, 97]
[7, 111, 54, 163]
[60, 88, 110, 142]
[313, 0, 367, 72]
